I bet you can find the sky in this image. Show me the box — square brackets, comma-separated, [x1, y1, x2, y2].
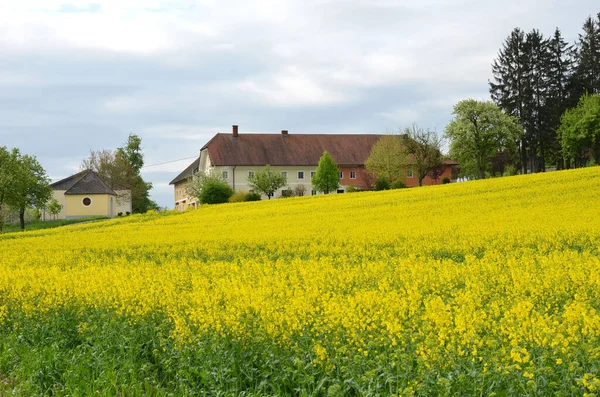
[1, 1, 598, 208]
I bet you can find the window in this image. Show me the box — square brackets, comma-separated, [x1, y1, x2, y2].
[339, 171, 344, 179]
[298, 171, 304, 179]
[337, 189, 344, 194]
[249, 189, 255, 193]
[350, 171, 356, 179]
[82, 197, 91, 206]
[407, 170, 414, 178]
[311, 171, 316, 179]
[222, 171, 229, 179]
[311, 190, 317, 196]
[248, 171, 254, 178]
[281, 171, 288, 178]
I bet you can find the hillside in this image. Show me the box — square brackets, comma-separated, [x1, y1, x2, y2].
[1, 168, 600, 395]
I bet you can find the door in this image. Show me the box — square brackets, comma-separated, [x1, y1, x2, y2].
[110, 197, 114, 217]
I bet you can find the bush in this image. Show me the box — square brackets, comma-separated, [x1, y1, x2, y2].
[374, 177, 391, 191]
[294, 184, 307, 197]
[229, 191, 248, 203]
[126, 212, 131, 216]
[442, 177, 451, 184]
[390, 180, 408, 189]
[345, 185, 360, 193]
[505, 165, 517, 176]
[117, 212, 123, 217]
[245, 192, 262, 202]
[200, 180, 233, 205]
[281, 189, 294, 198]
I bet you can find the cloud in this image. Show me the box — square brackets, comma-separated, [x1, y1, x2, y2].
[1, 0, 598, 208]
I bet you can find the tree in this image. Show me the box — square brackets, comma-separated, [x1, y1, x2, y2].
[557, 93, 600, 166]
[312, 151, 340, 194]
[117, 134, 144, 173]
[186, 170, 233, 204]
[490, 28, 529, 174]
[0, 147, 18, 232]
[546, 28, 576, 168]
[5, 150, 52, 230]
[246, 165, 287, 199]
[81, 134, 158, 213]
[46, 198, 63, 220]
[445, 99, 522, 179]
[365, 135, 408, 183]
[401, 124, 444, 187]
[573, 15, 600, 96]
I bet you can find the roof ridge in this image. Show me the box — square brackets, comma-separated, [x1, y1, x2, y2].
[50, 169, 88, 187]
[64, 170, 117, 196]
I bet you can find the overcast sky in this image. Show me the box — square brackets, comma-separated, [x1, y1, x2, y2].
[1, 1, 597, 208]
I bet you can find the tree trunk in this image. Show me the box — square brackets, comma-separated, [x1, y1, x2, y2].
[19, 209, 25, 231]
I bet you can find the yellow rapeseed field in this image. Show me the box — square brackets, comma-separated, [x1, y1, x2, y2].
[1, 167, 600, 395]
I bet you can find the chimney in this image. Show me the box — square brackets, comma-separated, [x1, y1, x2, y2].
[281, 130, 288, 136]
[232, 125, 238, 138]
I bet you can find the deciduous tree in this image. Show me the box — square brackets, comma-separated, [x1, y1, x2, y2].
[246, 165, 287, 199]
[365, 135, 408, 183]
[558, 93, 600, 166]
[5, 150, 52, 230]
[312, 151, 340, 194]
[445, 99, 522, 179]
[402, 124, 443, 187]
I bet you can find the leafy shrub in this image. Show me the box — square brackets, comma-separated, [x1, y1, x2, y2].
[345, 185, 360, 193]
[200, 180, 233, 205]
[126, 212, 131, 216]
[374, 177, 391, 191]
[294, 184, 307, 197]
[442, 177, 451, 184]
[505, 165, 517, 176]
[390, 180, 408, 189]
[229, 191, 248, 203]
[245, 192, 262, 202]
[118, 212, 123, 217]
[281, 189, 294, 198]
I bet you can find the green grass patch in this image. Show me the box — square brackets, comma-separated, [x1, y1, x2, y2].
[1, 217, 109, 234]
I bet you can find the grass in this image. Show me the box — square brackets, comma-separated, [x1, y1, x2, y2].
[1, 216, 109, 234]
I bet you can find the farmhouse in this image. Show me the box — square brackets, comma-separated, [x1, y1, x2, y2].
[44, 170, 132, 220]
[170, 126, 458, 210]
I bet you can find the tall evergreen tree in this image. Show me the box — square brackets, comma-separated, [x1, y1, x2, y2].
[573, 15, 600, 96]
[546, 28, 575, 168]
[523, 29, 550, 172]
[490, 28, 529, 174]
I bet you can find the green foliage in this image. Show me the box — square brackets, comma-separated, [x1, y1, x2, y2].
[390, 180, 408, 189]
[445, 99, 522, 179]
[200, 181, 233, 205]
[442, 177, 451, 184]
[365, 135, 408, 182]
[229, 191, 249, 203]
[345, 185, 360, 193]
[3, 149, 52, 230]
[558, 93, 600, 165]
[117, 134, 144, 174]
[246, 165, 287, 199]
[82, 135, 158, 214]
[245, 192, 262, 202]
[374, 177, 391, 191]
[187, 171, 233, 205]
[505, 165, 518, 176]
[312, 151, 340, 194]
[46, 198, 63, 220]
[1, 217, 109, 234]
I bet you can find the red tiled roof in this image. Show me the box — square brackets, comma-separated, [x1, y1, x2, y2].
[201, 133, 385, 167]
